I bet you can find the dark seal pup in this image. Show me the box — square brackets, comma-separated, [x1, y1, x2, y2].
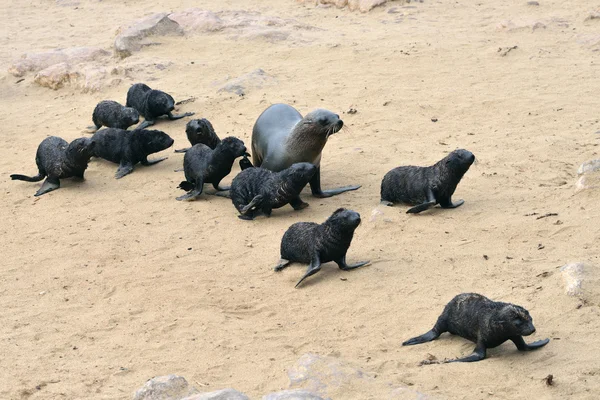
[88, 100, 140, 132]
[380, 149, 475, 214]
[177, 137, 249, 201]
[402, 293, 550, 363]
[251, 103, 360, 198]
[10, 136, 95, 196]
[126, 83, 194, 130]
[174, 118, 221, 153]
[230, 162, 316, 220]
[90, 128, 174, 179]
[274, 208, 370, 288]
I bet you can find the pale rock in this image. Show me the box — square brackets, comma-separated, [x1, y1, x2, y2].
[181, 388, 249, 400]
[496, 17, 568, 32]
[8, 47, 110, 77]
[262, 390, 325, 400]
[575, 159, 600, 192]
[115, 13, 184, 59]
[133, 375, 199, 400]
[577, 159, 600, 175]
[559, 262, 599, 305]
[218, 68, 277, 96]
[296, 0, 397, 12]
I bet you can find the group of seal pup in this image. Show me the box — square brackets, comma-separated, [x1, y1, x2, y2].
[10, 82, 549, 363]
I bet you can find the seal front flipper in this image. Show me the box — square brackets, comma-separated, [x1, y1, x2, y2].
[336, 256, 370, 270]
[35, 177, 60, 196]
[290, 196, 309, 210]
[115, 162, 134, 179]
[309, 166, 361, 198]
[141, 157, 167, 166]
[274, 259, 291, 271]
[176, 179, 203, 201]
[212, 182, 230, 191]
[168, 111, 195, 120]
[445, 343, 487, 363]
[174, 147, 190, 153]
[440, 198, 465, 209]
[214, 190, 231, 198]
[402, 329, 441, 346]
[406, 201, 436, 214]
[511, 336, 550, 351]
[295, 257, 322, 288]
[240, 195, 264, 215]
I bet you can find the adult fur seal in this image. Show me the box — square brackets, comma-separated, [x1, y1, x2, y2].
[251, 103, 360, 198]
[274, 208, 369, 288]
[380, 149, 475, 213]
[10, 136, 95, 196]
[88, 100, 140, 132]
[91, 128, 174, 178]
[174, 118, 221, 153]
[177, 137, 249, 201]
[230, 162, 316, 220]
[126, 83, 194, 130]
[402, 293, 550, 363]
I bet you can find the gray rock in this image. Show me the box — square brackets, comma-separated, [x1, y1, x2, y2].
[577, 159, 600, 175]
[262, 390, 325, 400]
[8, 47, 110, 77]
[560, 262, 599, 305]
[217, 68, 277, 96]
[575, 159, 600, 192]
[133, 375, 199, 400]
[115, 13, 184, 59]
[181, 389, 249, 400]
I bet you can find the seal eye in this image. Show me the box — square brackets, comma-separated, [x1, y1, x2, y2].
[318, 117, 329, 126]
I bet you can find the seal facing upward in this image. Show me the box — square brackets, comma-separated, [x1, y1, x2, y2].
[274, 208, 370, 288]
[380, 149, 475, 213]
[251, 103, 360, 198]
[175, 118, 221, 153]
[126, 83, 194, 130]
[10, 136, 96, 196]
[402, 293, 550, 363]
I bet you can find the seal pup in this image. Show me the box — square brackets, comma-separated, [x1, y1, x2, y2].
[174, 118, 221, 153]
[90, 128, 174, 179]
[230, 162, 316, 220]
[177, 137, 249, 201]
[10, 136, 95, 196]
[380, 149, 475, 214]
[126, 83, 194, 130]
[402, 293, 550, 363]
[274, 208, 369, 288]
[251, 103, 360, 198]
[88, 100, 140, 132]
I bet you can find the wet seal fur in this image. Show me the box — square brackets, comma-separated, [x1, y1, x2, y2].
[402, 293, 550, 363]
[91, 128, 174, 179]
[251, 103, 360, 198]
[230, 162, 316, 220]
[10, 136, 96, 196]
[274, 208, 370, 288]
[380, 149, 475, 213]
[174, 118, 221, 153]
[126, 83, 194, 130]
[177, 137, 249, 201]
[89, 100, 140, 132]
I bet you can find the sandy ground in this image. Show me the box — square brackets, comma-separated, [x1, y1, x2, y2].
[1, 0, 600, 399]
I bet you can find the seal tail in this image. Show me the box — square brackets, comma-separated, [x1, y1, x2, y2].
[10, 173, 45, 182]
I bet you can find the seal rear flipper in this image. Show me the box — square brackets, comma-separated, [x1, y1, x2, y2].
[445, 343, 487, 363]
[274, 259, 291, 271]
[84, 125, 99, 134]
[35, 178, 60, 196]
[168, 111, 195, 120]
[295, 259, 322, 288]
[135, 120, 155, 130]
[406, 201, 437, 214]
[176, 190, 202, 201]
[174, 148, 190, 153]
[336, 256, 370, 270]
[213, 182, 230, 191]
[402, 329, 441, 346]
[115, 162, 134, 179]
[141, 157, 167, 166]
[511, 336, 550, 351]
[10, 173, 45, 182]
[290, 196, 309, 210]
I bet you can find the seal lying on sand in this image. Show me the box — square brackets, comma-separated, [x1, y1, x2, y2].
[176, 137, 249, 201]
[380, 149, 475, 213]
[88, 100, 140, 132]
[174, 118, 221, 153]
[230, 162, 316, 220]
[10, 136, 95, 196]
[402, 293, 550, 363]
[126, 83, 194, 130]
[90, 128, 174, 178]
[274, 208, 370, 288]
[251, 103, 360, 198]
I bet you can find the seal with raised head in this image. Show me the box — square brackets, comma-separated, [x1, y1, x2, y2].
[230, 162, 316, 220]
[251, 103, 360, 198]
[402, 293, 550, 363]
[174, 118, 221, 153]
[10, 136, 96, 196]
[177, 137, 249, 201]
[274, 208, 370, 288]
[380, 149, 475, 213]
[90, 128, 174, 178]
[126, 83, 194, 130]
[88, 100, 140, 132]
